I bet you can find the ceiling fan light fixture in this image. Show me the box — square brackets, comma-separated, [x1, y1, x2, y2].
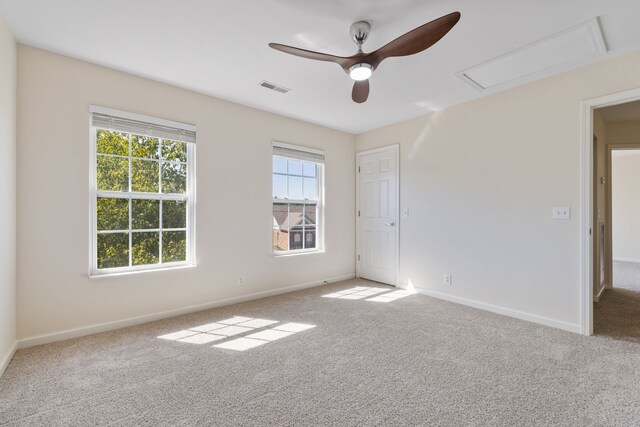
[270, 11, 461, 102]
[349, 63, 373, 81]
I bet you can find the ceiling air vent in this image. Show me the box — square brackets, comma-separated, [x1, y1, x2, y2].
[259, 80, 291, 94]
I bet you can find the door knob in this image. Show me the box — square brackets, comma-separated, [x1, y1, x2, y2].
[385, 221, 395, 226]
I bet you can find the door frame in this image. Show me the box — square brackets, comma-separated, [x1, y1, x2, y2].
[581, 87, 640, 335]
[356, 144, 400, 286]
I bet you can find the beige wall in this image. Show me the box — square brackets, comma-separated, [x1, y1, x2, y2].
[16, 46, 355, 341]
[12, 37, 640, 343]
[611, 151, 640, 262]
[606, 121, 640, 145]
[0, 14, 17, 372]
[356, 50, 640, 332]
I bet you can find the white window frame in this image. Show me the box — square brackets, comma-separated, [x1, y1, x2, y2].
[89, 106, 196, 277]
[272, 141, 324, 256]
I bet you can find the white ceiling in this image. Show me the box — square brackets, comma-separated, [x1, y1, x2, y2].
[1, 0, 640, 134]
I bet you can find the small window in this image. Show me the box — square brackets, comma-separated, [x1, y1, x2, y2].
[272, 142, 324, 254]
[90, 107, 196, 275]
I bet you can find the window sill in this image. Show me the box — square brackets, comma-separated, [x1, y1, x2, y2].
[89, 263, 196, 279]
[272, 249, 325, 258]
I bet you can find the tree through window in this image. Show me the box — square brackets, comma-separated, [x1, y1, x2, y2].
[91, 108, 196, 275]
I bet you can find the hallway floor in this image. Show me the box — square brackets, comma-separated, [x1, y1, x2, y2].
[594, 261, 640, 342]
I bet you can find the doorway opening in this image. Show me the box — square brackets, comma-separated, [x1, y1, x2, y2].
[580, 88, 640, 335]
[589, 97, 640, 340]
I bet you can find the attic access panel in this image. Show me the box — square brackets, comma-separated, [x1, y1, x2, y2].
[457, 18, 607, 91]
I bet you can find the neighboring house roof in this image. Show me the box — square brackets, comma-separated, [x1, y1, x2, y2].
[272, 212, 315, 232]
[272, 207, 288, 229]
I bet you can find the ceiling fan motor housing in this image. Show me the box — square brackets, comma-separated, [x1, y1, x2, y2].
[350, 21, 371, 46]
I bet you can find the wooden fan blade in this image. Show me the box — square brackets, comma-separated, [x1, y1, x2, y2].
[370, 11, 460, 67]
[352, 80, 370, 103]
[269, 43, 352, 69]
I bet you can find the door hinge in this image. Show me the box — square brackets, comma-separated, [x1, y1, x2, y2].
[357, 255, 360, 261]
[358, 166, 360, 173]
[358, 210, 360, 217]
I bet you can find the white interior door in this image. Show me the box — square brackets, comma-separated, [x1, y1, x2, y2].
[357, 146, 398, 285]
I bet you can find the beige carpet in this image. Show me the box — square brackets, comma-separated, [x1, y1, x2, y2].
[594, 261, 640, 342]
[2, 278, 640, 426]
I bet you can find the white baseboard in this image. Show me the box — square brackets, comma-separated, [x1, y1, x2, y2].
[0, 341, 17, 379]
[613, 258, 640, 264]
[18, 273, 355, 349]
[415, 288, 582, 334]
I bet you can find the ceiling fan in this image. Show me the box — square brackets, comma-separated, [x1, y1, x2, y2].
[269, 11, 461, 103]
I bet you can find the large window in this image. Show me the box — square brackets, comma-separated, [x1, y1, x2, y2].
[272, 142, 324, 254]
[90, 107, 196, 275]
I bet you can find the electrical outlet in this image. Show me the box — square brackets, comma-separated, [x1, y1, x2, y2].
[444, 274, 452, 285]
[237, 274, 245, 286]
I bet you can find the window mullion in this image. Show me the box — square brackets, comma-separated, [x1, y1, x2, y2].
[98, 153, 129, 160]
[128, 196, 133, 267]
[158, 138, 163, 265]
[287, 202, 291, 251]
[128, 133, 132, 192]
[159, 199, 163, 265]
[128, 133, 133, 268]
[286, 167, 290, 200]
[159, 139, 163, 194]
[282, 198, 314, 204]
[302, 203, 306, 250]
[96, 191, 187, 201]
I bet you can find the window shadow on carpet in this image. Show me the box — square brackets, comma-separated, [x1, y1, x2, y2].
[322, 286, 415, 302]
[158, 316, 316, 351]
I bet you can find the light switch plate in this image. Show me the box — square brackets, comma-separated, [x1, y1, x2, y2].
[553, 207, 570, 219]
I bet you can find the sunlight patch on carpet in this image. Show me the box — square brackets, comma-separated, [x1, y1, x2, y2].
[322, 286, 389, 300]
[215, 337, 268, 351]
[158, 317, 316, 352]
[322, 286, 415, 303]
[366, 289, 415, 302]
[214, 322, 316, 352]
